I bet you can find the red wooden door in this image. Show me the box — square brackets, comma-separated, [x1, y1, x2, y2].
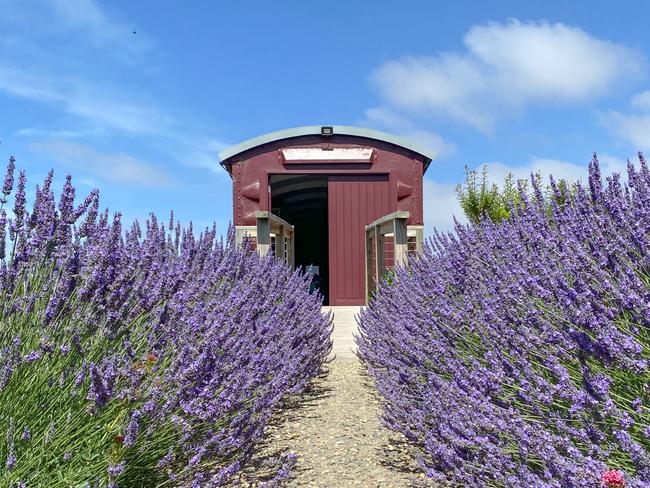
[328, 175, 392, 305]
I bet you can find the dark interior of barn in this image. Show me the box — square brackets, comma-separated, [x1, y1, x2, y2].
[270, 174, 329, 304]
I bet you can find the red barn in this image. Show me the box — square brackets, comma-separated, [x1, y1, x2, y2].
[219, 125, 434, 305]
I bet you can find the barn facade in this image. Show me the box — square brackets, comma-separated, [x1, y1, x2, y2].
[219, 125, 434, 305]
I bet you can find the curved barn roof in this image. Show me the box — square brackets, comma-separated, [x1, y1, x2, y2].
[218, 125, 436, 172]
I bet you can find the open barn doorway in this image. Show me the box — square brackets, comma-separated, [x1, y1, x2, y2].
[270, 175, 329, 304]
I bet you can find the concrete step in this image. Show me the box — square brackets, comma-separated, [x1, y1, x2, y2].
[322, 306, 363, 361]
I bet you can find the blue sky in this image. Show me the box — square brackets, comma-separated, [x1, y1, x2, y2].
[2, 1, 650, 236]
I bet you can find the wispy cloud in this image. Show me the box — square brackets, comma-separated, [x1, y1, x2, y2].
[362, 107, 456, 158]
[372, 19, 644, 133]
[14, 127, 103, 139]
[0, 64, 170, 134]
[601, 91, 650, 150]
[0, 1, 227, 176]
[2, 0, 153, 62]
[630, 90, 650, 111]
[167, 135, 230, 172]
[604, 112, 650, 150]
[30, 140, 173, 186]
[0, 63, 229, 174]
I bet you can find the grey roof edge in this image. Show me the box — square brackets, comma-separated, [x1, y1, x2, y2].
[218, 125, 437, 168]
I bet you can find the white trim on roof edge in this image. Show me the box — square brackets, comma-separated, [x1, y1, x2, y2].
[218, 125, 437, 165]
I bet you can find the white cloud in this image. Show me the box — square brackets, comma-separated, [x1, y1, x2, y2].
[0, 63, 230, 174]
[603, 90, 650, 150]
[422, 178, 467, 236]
[78, 177, 99, 188]
[465, 21, 637, 100]
[363, 107, 409, 129]
[30, 140, 173, 186]
[423, 154, 629, 236]
[630, 90, 650, 111]
[373, 55, 493, 131]
[604, 112, 650, 150]
[15, 127, 102, 139]
[485, 159, 587, 187]
[0, 64, 169, 135]
[362, 107, 456, 158]
[0, 0, 159, 135]
[483, 155, 629, 188]
[168, 135, 230, 172]
[2, 0, 153, 61]
[372, 19, 643, 132]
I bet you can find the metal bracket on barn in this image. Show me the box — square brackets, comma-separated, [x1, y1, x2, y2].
[365, 211, 423, 296]
[234, 211, 295, 267]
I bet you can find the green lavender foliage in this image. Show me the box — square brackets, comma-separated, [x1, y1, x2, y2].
[0, 159, 332, 487]
[456, 164, 578, 224]
[0, 263, 178, 487]
[359, 155, 650, 486]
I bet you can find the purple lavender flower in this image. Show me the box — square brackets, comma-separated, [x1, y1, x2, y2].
[12, 170, 26, 229]
[6, 452, 16, 471]
[23, 350, 42, 362]
[2, 156, 15, 201]
[0, 209, 7, 260]
[124, 410, 142, 446]
[86, 363, 110, 407]
[107, 461, 125, 477]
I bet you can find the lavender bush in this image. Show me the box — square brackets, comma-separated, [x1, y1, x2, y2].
[358, 155, 650, 487]
[0, 158, 332, 486]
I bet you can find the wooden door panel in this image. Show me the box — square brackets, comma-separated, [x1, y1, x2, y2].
[328, 175, 392, 305]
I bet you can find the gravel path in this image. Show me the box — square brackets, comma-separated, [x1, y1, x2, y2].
[238, 359, 431, 487]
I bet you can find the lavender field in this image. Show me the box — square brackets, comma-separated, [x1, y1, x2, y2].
[3, 151, 649, 488]
[0, 158, 332, 486]
[358, 156, 650, 487]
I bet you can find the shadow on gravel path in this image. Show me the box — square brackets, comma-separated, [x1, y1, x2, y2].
[238, 360, 434, 487]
